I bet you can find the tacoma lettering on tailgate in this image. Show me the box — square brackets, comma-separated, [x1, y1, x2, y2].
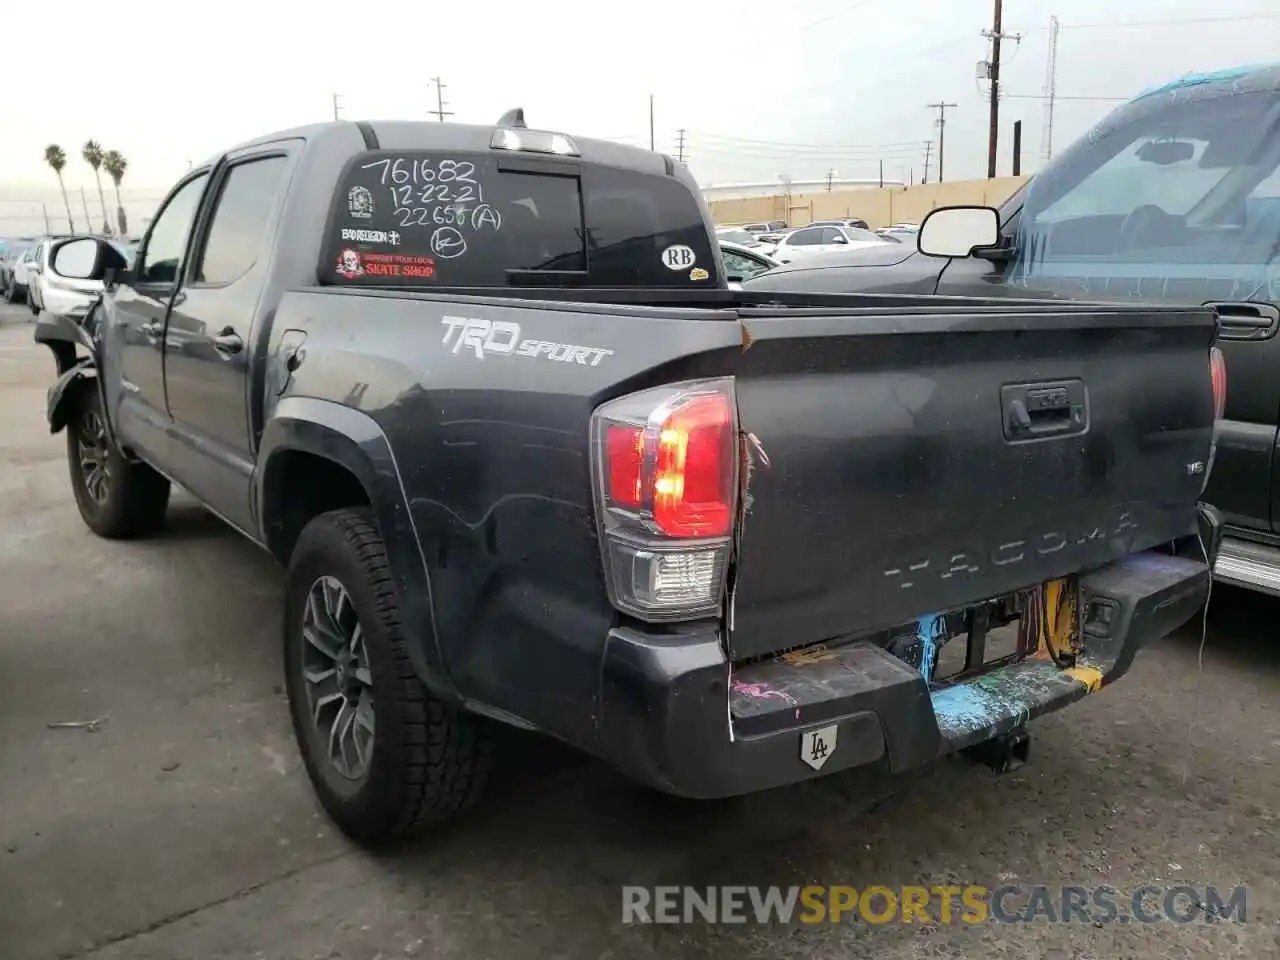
[883, 509, 1139, 591]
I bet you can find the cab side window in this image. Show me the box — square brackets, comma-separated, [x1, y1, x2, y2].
[192, 157, 288, 286]
[788, 229, 820, 246]
[137, 174, 209, 286]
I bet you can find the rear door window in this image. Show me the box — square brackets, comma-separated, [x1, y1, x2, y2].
[787, 229, 820, 246]
[321, 151, 717, 287]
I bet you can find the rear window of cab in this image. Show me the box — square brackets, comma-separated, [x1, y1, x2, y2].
[319, 150, 719, 288]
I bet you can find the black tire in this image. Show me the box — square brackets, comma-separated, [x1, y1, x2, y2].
[2, 279, 13, 303]
[284, 508, 493, 846]
[66, 385, 170, 538]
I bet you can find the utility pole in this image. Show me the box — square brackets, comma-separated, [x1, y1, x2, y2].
[878, 159, 884, 188]
[430, 78, 454, 122]
[675, 128, 687, 163]
[982, 0, 1022, 178]
[921, 140, 934, 185]
[79, 187, 94, 234]
[1040, 14, 1060, 162]
[332, 92, 343, 121]
[649, 95, 655, 151]
[826, 168, 835, 191]
[1012, 119, 1023, 176]
[926, 103, 956, 182]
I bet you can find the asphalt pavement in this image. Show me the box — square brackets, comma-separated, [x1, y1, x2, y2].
[1, 303, 1277, 960]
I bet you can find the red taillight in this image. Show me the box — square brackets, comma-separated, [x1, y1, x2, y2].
[606, 425, 644, 506]
[652, 394, 734, 538]
[592, 379, 738, 622]
[1210, 347, 1227, 420]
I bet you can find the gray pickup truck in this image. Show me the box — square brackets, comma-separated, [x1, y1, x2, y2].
[39, 114, 1222, 847]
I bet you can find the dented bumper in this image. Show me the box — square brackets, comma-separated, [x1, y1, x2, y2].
[595, 546, 1214, 799]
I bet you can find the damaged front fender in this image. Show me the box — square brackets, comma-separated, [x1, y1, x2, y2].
[47, 360, 98, 436]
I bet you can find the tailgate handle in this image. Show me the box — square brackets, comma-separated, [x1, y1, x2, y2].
[1207, 301, 1280, 341]
[1002, 380, 1087, 442]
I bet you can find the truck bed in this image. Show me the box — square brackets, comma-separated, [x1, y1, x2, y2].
[271, 286, 1216, 675]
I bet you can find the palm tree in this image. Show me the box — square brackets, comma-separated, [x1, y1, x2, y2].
[44, 145, 75, 233]
[82, 140, 111, 235]
[103, 150, 128, 236]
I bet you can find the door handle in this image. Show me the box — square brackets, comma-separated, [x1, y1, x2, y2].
[213, 329, 244, 356]
[1206, 301, 1280, 340]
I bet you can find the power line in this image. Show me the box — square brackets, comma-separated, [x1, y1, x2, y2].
[685, 131, 929, 149]
[1059, 13, 1280, 30]
[1003, 93, 1129, 102]
[791, 0, 881, 34]
[430, 78, 454, 122]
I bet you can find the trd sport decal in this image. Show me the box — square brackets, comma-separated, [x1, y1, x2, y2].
[440, 316, 613, 366]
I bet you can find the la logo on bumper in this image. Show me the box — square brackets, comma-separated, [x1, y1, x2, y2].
[801, 725, 838, 771]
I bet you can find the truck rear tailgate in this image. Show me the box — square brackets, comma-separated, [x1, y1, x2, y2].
[727, 304, 1216, 663]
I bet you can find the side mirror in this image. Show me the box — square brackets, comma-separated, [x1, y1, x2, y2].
[831, 235, 849, 244]
[918, 205, 1001, 258]
[50, 237, 127, 282]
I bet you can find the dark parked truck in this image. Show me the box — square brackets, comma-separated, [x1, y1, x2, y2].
[39, 114, 1223, 846]
[746, 62, 1280, 596]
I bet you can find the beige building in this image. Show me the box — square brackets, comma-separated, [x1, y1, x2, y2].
[708, 176, 1030, 229]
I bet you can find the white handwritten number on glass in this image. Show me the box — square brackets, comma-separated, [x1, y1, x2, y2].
[359, 158, 477, 187]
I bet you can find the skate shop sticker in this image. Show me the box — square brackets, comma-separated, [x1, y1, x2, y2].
[335, 248, 365, 279]
[661, 244, 696, 271]
[689, 267, 709, 281]
[347, 185, 374, 220]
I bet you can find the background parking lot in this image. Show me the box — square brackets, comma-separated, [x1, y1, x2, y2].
[1, 303, 1277, 960]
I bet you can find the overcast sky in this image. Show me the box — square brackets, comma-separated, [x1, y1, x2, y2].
[1, 0, 1278, 219]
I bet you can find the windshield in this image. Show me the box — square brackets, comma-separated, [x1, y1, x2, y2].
[1010, 84, 1280, 300]
[845, 227, 883, 243]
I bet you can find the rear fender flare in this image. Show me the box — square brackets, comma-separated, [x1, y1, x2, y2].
[256, 397, 458, 701]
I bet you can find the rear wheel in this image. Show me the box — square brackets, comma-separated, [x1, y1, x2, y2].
[284, 508, 493, 846]
[66, 386, 170, 538]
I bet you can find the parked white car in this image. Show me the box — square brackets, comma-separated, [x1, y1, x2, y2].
[3, 243, 42, 304]
[768, 224, 890, 264]
[29, 236, 132, 319]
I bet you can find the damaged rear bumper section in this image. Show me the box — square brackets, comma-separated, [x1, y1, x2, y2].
[596, 549, 1213, 799]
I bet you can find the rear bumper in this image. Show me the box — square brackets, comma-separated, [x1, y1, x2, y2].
[596, 545, 1215, 799]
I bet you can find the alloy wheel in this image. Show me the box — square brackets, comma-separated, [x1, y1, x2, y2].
[77, 410, 112, 504]
[301, 576, 375, 781]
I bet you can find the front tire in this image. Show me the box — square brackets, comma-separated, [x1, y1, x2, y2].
[284, 508, 493, 846]
[66, 386, 170, 538]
